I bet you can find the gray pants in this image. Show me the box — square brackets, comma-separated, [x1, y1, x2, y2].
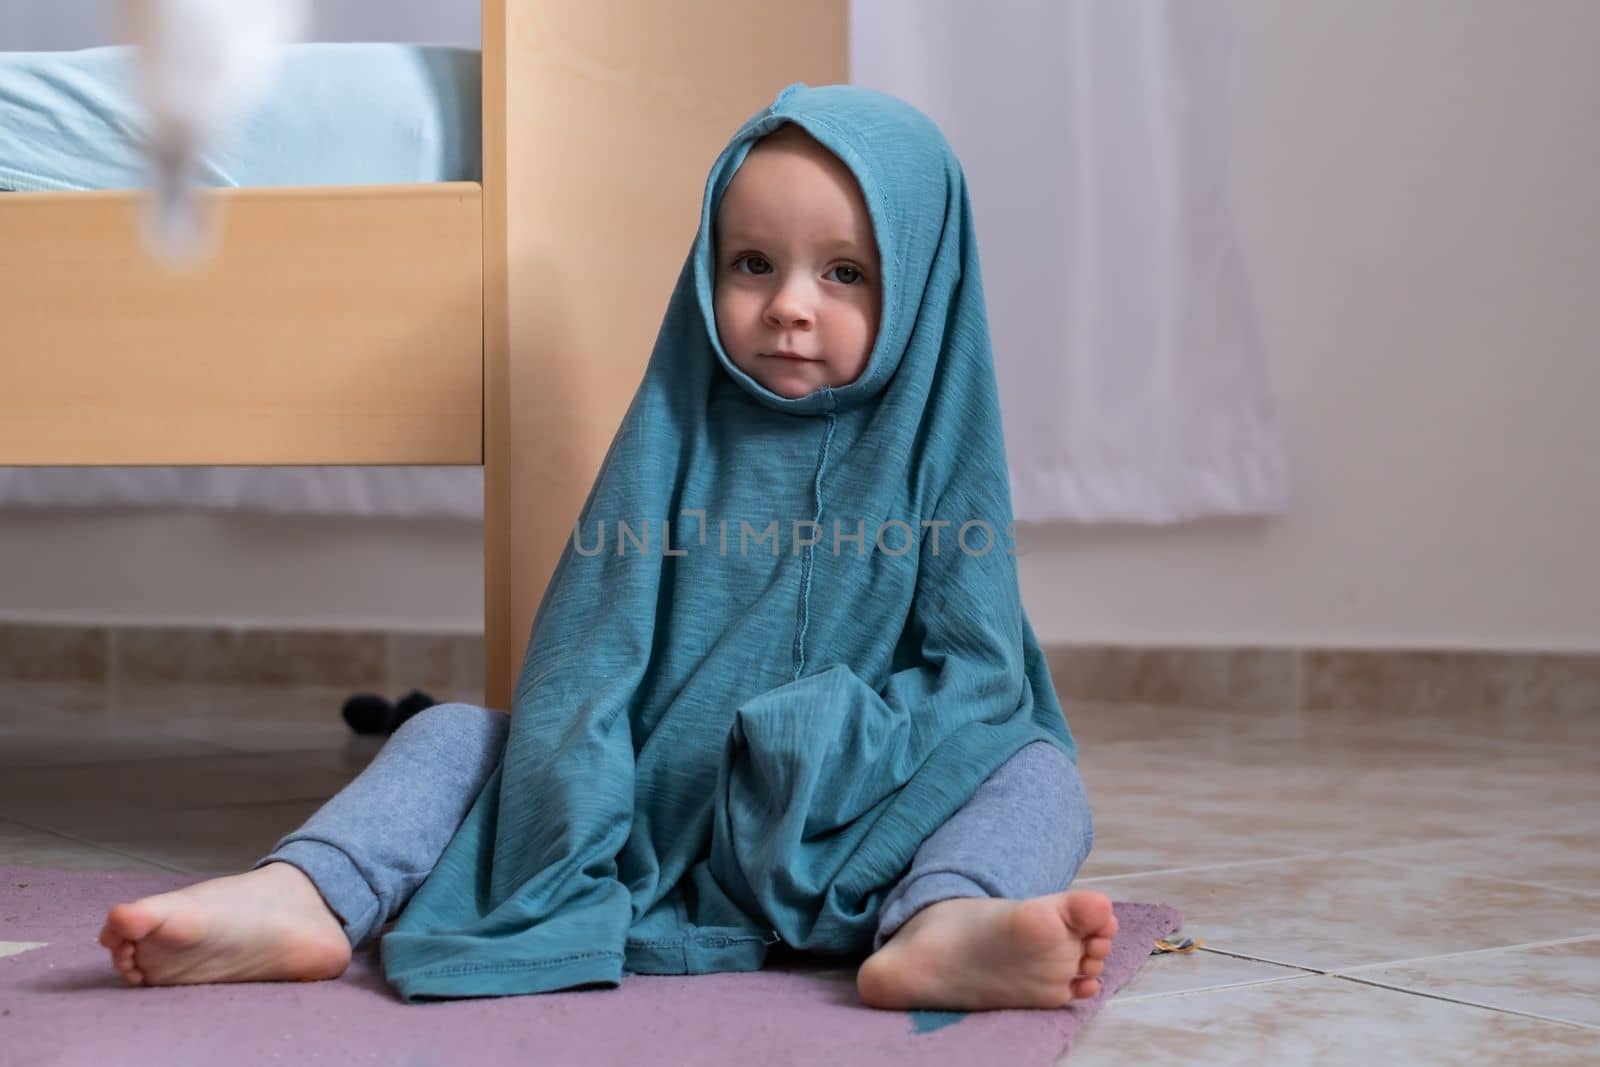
[257, 703, 1094, 953]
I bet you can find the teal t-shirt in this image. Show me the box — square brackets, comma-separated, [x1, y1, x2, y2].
[380, 83, 1075, 1001]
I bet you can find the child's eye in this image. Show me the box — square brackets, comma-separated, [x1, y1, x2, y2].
[827, 265, 864, 285]
[734, 254, 773, 275]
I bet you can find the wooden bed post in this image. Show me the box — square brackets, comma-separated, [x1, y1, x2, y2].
[481, 0, 514, 711]
[480, 0, 848, 711]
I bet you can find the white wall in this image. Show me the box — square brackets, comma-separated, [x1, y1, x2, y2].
[1016, 0, 1600, 652]
[0, 509, 485, 633]
[2, 0, 1597, 649]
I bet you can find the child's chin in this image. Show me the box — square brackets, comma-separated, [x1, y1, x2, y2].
[757, 372, 825, 400]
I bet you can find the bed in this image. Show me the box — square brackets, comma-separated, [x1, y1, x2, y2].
[0, 0, 848, 709]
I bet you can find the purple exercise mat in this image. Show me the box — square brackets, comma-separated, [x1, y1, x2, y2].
[1, 866, 1180, 1066]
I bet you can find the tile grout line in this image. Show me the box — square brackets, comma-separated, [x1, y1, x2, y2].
[107, 623, 121, 702]
[196, 793, 343, 812]
[1077, 850, 1354, 884]
[1192, 945, 1328, 971]
[1112, 943, 1325, 1005]
[1333, 973, 1600, 1033]
[1126, 941, 1600, 1032]
[1354, 855, 1600, 900]
[3, 815, 189, 875]
[0, 743, 330, 775]
[1199, 934, 1600, 978]
[1395, 870, 1598, 900]
[1330, 933, 1600, 974]
[1292, 646, 1305, 714]
[1081, 847, 1600, 894]
[1114, 971, 1314, 1005]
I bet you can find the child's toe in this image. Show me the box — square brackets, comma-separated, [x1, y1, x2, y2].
[1060, 892, 1115, 937]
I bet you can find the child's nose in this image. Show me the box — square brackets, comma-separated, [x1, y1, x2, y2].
[764, 279, 814, 329]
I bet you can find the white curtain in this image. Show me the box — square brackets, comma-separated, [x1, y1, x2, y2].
[852, 0, 1288, 524]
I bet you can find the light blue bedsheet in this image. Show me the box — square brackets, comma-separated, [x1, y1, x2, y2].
[0, 43, 480, 192]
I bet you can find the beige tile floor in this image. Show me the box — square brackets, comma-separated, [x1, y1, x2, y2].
[2, 680, 1598, 1063]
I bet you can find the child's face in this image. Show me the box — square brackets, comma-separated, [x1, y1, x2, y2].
[714, 127, 882, 399]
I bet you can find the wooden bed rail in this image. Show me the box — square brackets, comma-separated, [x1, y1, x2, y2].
[0, 183, 484, 466]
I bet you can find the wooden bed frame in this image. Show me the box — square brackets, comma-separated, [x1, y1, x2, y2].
[0, 0, 846, 710]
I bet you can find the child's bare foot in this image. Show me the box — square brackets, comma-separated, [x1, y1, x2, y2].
[98, 862, 351, 987]
[856, 890, 1117, 1011]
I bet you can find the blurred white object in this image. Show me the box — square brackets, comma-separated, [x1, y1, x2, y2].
[130, 0, 306, 264]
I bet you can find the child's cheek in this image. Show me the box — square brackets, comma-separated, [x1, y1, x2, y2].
[712, 290, 738, 351]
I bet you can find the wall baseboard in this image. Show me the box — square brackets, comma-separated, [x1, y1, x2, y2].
[4, 622, 1596, 718]
[1044, 645, 1600, 717]
[0, 622, 483, 703]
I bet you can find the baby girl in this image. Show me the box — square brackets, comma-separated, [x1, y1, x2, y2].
[101, 83, 1116, 1011]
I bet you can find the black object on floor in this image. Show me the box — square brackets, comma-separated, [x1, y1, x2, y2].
[341, 689, 438, 735]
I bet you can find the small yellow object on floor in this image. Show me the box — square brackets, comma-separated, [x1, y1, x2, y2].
[1152, 936, 1205, 955]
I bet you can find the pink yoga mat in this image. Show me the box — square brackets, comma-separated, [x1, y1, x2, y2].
[1, 866, 1180, 1066]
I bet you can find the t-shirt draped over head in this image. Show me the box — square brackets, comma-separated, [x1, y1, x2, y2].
[381, 82, 1075, 1001]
